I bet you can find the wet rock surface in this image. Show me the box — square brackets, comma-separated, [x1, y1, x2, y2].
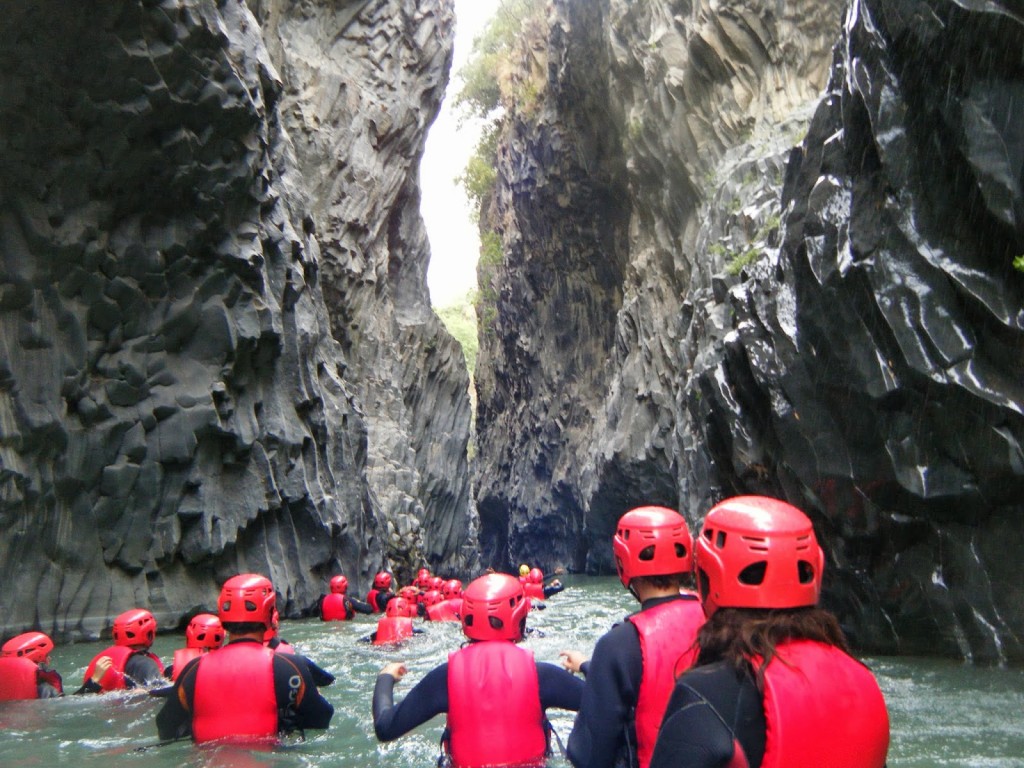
[474, 0, 1024, 660]
[0, 0, 475, 640]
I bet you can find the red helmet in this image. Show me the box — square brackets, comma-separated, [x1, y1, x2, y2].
[185, 613, 224, 650]
[112, 608, 157, 648]
[399, 586, 419, 601]
[528, 568, 543, 584]
[415, 568, 431, 587]
[386, 597, 411, 618]
[442, 579, 463, 599]
[218, 573, 276, 627]
[612, 506, 693, 588]
[695, 495, 825, 616]
[429, 576, 444, 591]
[2, 631, 54, 664]
[423, 589, 443, 606]
[373, 571, 393, 590]
[330, 575, 348, 595]
[461, 573, 529, 642]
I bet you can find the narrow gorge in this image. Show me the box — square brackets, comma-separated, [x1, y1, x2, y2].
[1, 0, 1021, 664]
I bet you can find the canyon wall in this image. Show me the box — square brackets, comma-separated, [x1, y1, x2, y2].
[474, 0, 1024, 661]
[0, 0, 475, 640]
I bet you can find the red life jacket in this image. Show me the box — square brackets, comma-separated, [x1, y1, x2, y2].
[192, 641, 279, 745]
[83, 645, 164, 691]
[626, 597, 706, 768]
[426, 599, 462, 622]
[171, 648, 203, 681]
[523, 583, 545, 600]
[321, 593, 351, 621]
[446, 641, 547, 768]
[373, 616, 414, 645]
[753, 640, 889, 768]
[0, 656, 40, 700]
[367, 589, 388, 612]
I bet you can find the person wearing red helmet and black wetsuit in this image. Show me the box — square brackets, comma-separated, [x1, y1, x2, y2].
[163, 613, 224, 681]
[650, 496, 890, 768]
[0, 632, 64, 699]
[155, 573, 333, 744]
[366, 571, 396, 613]
[77, 608, 165, 694]
[319, 575, 374, 621]
[561, 506, 706, 768]
[372, 572, 583, 768]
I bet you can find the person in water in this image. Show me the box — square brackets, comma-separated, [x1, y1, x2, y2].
[0, 631, 64, 700]
[319, 574, 375, 621]
[649, 495, 890, 768]
[523, 567, 565, 601]
[562, 506, 706, 768]
[366, 571, 396, 613]
[164, 613, 224, 681]
[365, 597, 423, 645]
[78, 608, 165, 693]
[155, 572, 334, 744]
[373, 572, 584, 767]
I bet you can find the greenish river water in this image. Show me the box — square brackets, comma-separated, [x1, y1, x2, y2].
[2, 575, 1022, 767]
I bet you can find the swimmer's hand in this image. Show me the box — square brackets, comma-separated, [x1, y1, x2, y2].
[559, 650, 587, 674]
[91, 656, 113, 683]
[379, 662, 408, 681]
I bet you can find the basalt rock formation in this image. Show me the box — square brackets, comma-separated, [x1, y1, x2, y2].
[474, 0, 1024, 662]
[0, 0, 475, 641]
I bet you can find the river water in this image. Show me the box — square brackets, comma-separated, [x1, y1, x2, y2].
[2, 575, 1022, 767]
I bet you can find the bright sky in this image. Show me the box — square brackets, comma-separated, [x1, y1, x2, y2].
[421, 0, 501, 307]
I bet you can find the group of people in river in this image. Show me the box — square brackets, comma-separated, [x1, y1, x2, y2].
[0, 494, 890, 768]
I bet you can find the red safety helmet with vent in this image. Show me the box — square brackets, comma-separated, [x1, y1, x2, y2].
[423, 589, 443, 607]
[429, 576, 444, 591]
[399, 586, 419, 601]
[612, 506, 694, 588]
[112, 608, 157, 648]
[415, 568, 431, 588]
[695, 495, 825, 616]
[373, 572, 393, 590]
[185, 613, 225, 650]
[330, 575, 348, 595]
[527, 568, 543, 584]
[460, 573, 529, 642]
[442, 579, 463, 599]
[1, 631, 54, 664]
[386, 597, 411, 618]
[218, 573, 277, 628]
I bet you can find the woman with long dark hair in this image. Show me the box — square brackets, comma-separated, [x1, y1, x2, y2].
[650, 495, 890, 768]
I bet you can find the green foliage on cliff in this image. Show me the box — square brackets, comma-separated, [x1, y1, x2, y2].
[454, 0, 545, 120]
[454, 125, 500, 216]
[1014, 254, 1024, 273]
[453, 0, 546, 217]
[436, 293, 479, 373]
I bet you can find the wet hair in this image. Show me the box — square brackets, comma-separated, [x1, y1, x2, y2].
[632, 573, 686, 590]
[222, 621, 266, 636]
[694, 607, 850, 691]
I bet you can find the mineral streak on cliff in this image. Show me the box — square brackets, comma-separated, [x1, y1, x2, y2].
[473, 0, 1024, 661]
[0, 0, 476, 640]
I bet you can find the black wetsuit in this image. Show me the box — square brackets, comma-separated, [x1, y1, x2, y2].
[566, 595, 696, 768]
[267, 636, 336, 687]
[74, 652, 164, 694]
[649, 660, 765, 768]
[373, 659, 584, 741]
[544, 582, 566, 598]
[155, 638, 334, 741]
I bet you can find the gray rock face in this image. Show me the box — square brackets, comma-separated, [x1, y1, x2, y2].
[0, 0, 474, 640]
[689, 0, 1024, 662]
[475, 0, 1024, 660]
[475, 0, 843, 570]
